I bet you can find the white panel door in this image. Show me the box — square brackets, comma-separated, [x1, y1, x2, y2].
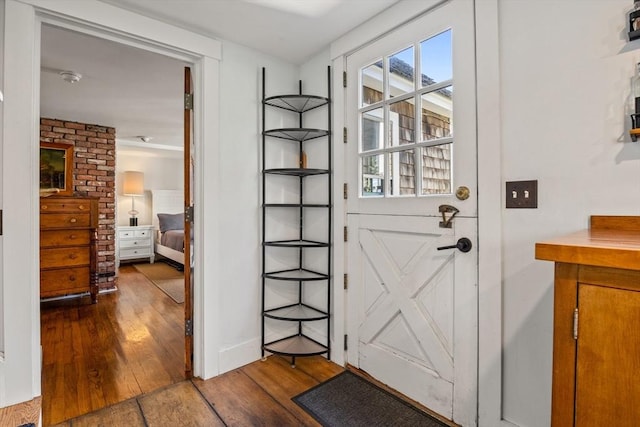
[345, 1, 477, 424]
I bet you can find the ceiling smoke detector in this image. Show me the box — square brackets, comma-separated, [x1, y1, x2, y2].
[137, 136, 153, 143]
[59, 70, 82, 84]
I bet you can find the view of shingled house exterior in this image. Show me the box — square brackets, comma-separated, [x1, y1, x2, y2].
[361, 56, 452, 196]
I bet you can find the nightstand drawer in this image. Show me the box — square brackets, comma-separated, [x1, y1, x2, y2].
[118, 229, 152, 239]
[120, 247, 152, 259]
[119, 239, 150, 249]
[41, 247, 90, 268]
[41, 229, 91, 247]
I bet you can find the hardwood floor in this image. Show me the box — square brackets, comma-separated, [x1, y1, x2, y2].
[41, 263, 452, 427]
[50, 355, 344, 427]
[41, 264, 185, 426]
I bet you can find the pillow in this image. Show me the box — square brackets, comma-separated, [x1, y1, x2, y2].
[157, 213, 184, 233]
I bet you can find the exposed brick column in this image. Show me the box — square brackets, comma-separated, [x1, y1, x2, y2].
[40, 118, 116, 289]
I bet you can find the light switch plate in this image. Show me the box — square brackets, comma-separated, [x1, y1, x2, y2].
[506, 180, 538, 209]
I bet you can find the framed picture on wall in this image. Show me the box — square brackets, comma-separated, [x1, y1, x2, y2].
[40, 142, 73, 196]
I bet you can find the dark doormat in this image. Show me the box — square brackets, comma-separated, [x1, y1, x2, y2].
[292, 371, 449, 427]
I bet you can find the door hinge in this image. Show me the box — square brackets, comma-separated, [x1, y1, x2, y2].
[344, 334, 348, 350]
[343, 71, 347, 88]
[184, 93, 194, 110]
[343, 183, 348, 200]
[344, 226, 348, 242]
[344, 273, 348, 290]
[185, 205, 194, 222]
[185, 319, 193, 336]
[573, 308, 578, 340]
[343, 127, 347, 144]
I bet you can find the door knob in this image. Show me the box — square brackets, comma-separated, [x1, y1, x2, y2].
[437, 237, 472, 253]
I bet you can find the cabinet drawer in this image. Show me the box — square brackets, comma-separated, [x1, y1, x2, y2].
[41, 213, 91, 229]
[40, 199, 92, 213]
[41, 247, 90, 268]
[41, 229, 91, 247]
[119, 239, 150, 249]
[120, 247, 151, 259]
[40, 267, 90, 297]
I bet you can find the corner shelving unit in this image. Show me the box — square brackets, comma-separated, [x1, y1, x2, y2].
[261, 67, 332, 366]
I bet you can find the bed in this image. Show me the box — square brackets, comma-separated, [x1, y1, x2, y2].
[151, 189, 185, 266]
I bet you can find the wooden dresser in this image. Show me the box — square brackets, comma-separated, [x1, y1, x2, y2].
[40, 196, 99, 303]
[535, 216, 640, 427]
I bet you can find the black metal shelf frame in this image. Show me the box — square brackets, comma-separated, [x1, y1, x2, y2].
[261, 67, 332, 367]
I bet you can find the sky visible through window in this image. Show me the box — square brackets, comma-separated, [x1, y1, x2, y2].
[392, 29, 452, 84]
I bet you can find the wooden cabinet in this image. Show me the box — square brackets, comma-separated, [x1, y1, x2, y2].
[116, 225, 154, 266]
[535, 216, 640, 427]
[40, 196, 98, 303]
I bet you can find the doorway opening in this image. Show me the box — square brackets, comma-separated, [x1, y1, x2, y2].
[39, 23, 193, 425]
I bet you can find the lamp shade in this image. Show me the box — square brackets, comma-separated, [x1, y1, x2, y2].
[122, 171, 144, 196]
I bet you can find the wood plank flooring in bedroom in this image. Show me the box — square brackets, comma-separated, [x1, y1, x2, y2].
[40, 264, 185, 426]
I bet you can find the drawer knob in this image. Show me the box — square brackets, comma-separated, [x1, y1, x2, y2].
[42, 205, 48, 210]
[134, 242, 137, 245]
[78, 205, 86, 210]
[69, 275, 76, 282]
[69, 253, 78, 259]
[69, 235, 77, 240]
[69, 218, 77, 223]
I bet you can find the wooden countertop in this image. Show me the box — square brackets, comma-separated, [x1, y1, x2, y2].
[535, 216, 640, 271]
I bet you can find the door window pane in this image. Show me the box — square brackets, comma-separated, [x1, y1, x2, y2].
[390, 149, 415, 196]
[421, 85, 452, 141]
[361, 61, 384, 107]
[362, 154, 385, 196]
[421, 144, 451, 195]
[389, 47, 414, 99]
[361, 108, 384, 152]
[389, 98, 415, 146]
[359, 28, 454, 198]
[420, 30, 452, 87]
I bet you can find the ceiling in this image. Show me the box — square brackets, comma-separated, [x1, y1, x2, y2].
[99, 0, 399, 64]
[40, 0, 399, 154]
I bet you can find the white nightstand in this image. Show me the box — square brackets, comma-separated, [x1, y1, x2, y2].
[117, 225, 155, 266]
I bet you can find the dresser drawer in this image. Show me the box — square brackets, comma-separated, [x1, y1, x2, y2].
[41, 247, 90, 268]
[41, 229, 91, 247]
[40, 199, 93, 213]
[41, 213, 91, 229]
[40, 267, 90, 297]
[120, 247, 152, 259]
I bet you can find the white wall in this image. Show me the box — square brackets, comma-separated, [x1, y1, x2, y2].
[499, 1, 640, 425]
[216, 40, 298, 372]
[115, 150, 183, 226]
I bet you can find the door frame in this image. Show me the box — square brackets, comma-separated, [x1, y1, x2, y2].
[330, 0, 505, 425]
[1, 0, 221, 406]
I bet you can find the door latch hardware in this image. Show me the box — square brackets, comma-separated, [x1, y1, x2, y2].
[437, 237, 473, 253]
[438, 204, 459, 228]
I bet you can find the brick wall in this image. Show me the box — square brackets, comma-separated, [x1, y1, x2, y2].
[40, 118, 116, 289]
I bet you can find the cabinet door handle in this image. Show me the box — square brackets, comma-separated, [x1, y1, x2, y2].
[69, 218, 77, 224]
